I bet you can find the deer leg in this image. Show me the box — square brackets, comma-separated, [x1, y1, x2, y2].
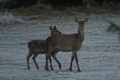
[26, 52, 33, 70]
[45, 53, 50, 71]
[74, 52, 81, 72]
[32, 53, 39, 69]
[69, 53, 74, 71]
[51, 51, 61, 69]
[49, 56, 54, 70]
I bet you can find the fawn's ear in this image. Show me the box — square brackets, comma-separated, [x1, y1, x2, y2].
[54, 26, 56, 29]
[84, 18, 88, 22]
[49, 26, 53, 30]
[75, 18, 78, 22]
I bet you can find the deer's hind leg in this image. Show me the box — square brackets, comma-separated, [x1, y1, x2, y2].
[32, 53, 39, 69]
[45, 49, 55, 71]
[26, 51, 33, 70]
[51, 50, 61, 69]
[49, 56, 54, 70]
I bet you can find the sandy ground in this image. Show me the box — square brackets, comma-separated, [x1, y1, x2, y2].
[0, 13, 120, 80]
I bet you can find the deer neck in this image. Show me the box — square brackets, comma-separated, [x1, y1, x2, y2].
[78, 29, 84, 42]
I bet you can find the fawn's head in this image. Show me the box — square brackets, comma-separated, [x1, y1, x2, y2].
[75, 18, 88, 30]
[50, 26, 61, 35]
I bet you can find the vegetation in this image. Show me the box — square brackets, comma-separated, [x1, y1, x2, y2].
[107, 22, 120, 41]
[103, 18, 120, 42]
[0, 0, 120, 41]
[0, 0, 119, 16]
[0, 0, 120, 9]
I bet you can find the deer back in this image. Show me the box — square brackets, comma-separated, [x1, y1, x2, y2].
[47, 33, 82, 52]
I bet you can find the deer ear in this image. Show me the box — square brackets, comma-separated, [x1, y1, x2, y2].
[49, 26, 53, 30]
[75, 18, 78, 22]
[84, 18, 88, 22]
[54, 26, 56, 29]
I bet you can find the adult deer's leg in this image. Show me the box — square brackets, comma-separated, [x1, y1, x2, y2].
[49, 56, 54, 70]
[45, 52, 50, 71]
[32, 53, 39, 69]
[69, 52, 74, 71]
[74, 52, 81, 72]
[26, 51, 33, 70]
[51, 50, 61, 69]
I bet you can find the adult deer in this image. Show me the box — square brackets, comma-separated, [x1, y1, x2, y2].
[45, 18, 88, 72]
[26, 26, 61, 70]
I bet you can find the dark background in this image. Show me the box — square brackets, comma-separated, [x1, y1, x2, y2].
[0, 0, 120, 9]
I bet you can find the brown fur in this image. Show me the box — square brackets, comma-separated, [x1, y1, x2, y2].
[26, 26, 61, 70]
[45, 18, 88, 72]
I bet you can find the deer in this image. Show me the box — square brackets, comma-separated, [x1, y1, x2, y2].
[45, 18, 88, 72]
[26, 26, 61, 70]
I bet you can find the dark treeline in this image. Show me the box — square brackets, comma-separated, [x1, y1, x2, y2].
[0, 0, 120, 9]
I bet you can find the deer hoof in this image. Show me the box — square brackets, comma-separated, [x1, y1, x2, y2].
[59, 65, 62, 69]
[69, 68, 72, 71]
[51, 68, 54, 70]
[45, 68, 49, 71]
[78, 69, 81, 72]
[37, 67, 39, 69]
[28, 67, 30, 70]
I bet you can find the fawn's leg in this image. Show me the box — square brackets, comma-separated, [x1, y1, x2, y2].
[26, 51, 33, 70]
[32, 53, 39, 69]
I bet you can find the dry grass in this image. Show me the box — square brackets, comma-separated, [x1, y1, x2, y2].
[1, 2, 120, 16]
[11, 3, 55, 16]
[0, 12, 24, 25]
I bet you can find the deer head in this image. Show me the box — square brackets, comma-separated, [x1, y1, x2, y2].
[75, 18, 88, 30]
[50, 26, 61, 35]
